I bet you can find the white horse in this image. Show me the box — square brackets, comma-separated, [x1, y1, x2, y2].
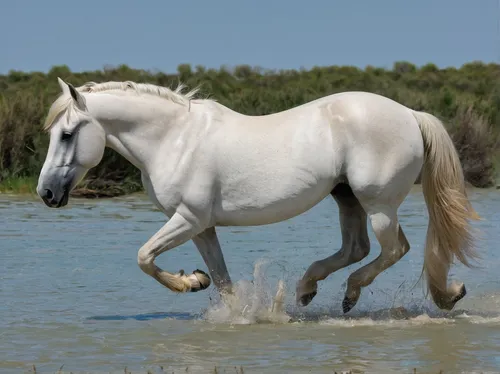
[36, 78, 480, 313]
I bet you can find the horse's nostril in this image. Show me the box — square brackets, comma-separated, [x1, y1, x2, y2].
[45, 189, 53, 200]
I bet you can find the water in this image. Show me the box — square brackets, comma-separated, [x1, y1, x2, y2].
[1, 186, 500, 373]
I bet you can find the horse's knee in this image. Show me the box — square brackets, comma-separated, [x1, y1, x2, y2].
[369, 211, 410, 260]
[137, 247, 154, 275]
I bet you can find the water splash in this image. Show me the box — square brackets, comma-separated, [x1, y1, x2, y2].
[201, 259, 500, 328]
[203, 259, 291, 324]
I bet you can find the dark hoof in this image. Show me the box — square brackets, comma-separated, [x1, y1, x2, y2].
[451, 284, 467, 304]
[298, 291, 317, 306]
[342, 296, 356, 314]
[190, 269, 211, 292]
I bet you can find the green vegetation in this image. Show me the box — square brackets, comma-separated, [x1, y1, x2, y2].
[1, 61, 499, 197]
[0, 175, 38, 194]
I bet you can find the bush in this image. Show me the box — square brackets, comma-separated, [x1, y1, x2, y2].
[0, 62, 498, 195]
[450, 106, 499, 187]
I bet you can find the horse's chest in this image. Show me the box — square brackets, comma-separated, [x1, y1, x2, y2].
[141, 173, 177, 217]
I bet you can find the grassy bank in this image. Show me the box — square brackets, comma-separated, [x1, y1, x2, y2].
[1, 62, 499, 197]
[0, 176, 38, 194]
[0, 176, 142, 197]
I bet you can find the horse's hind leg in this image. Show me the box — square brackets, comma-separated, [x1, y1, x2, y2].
[296, 183, 370, 306]
[342, 205, 410, 313]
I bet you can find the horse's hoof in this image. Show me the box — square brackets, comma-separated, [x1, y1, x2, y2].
[189, 269, 211, 292]
[451, 283, 467, 304]
[342, 296, 356, 314]
[298, 291, 317, 306]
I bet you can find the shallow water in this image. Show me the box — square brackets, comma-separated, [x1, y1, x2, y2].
[1, 187, 500, 373]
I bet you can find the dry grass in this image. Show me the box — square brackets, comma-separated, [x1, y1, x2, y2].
[450, 105, 500, 188]
[414, 105, 500, 188]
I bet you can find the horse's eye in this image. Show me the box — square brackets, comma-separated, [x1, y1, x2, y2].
[61, 131, 73, 141]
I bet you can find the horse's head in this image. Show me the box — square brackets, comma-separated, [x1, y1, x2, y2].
[37, 78, 106, 208]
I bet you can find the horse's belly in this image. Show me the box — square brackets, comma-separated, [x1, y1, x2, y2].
[214, 177, 334, 226]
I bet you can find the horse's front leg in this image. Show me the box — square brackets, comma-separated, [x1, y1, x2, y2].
[137, 212, 211, 293]
[192, 227, 233, 295]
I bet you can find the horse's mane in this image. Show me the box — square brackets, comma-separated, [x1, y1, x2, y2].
[43, 80, 204, 131]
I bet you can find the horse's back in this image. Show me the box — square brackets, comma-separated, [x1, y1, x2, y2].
[208, 91, 424, 225]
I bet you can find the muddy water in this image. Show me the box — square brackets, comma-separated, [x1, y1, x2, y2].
[1, 187, 500, 373]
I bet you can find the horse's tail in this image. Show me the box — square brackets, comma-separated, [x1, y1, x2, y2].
[411, 110, 480, 308]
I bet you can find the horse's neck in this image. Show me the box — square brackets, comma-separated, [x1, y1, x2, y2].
[86, 93, 187, 173]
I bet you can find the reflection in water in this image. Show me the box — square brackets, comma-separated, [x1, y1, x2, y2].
[1, 187, 500, 373]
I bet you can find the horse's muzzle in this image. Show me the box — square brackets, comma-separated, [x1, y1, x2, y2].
[39, 185, 70, 208]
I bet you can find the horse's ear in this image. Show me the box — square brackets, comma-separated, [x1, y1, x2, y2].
[57, 77, 70, 95]
[67, 82, 86, 108]
[57, 77, 86, 109]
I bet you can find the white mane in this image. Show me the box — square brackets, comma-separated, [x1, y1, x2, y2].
[43, 80, 205, 131]
[80, 81, 201, 105]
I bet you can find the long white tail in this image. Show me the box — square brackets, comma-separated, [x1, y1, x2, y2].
[411, 110, 480, 310]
